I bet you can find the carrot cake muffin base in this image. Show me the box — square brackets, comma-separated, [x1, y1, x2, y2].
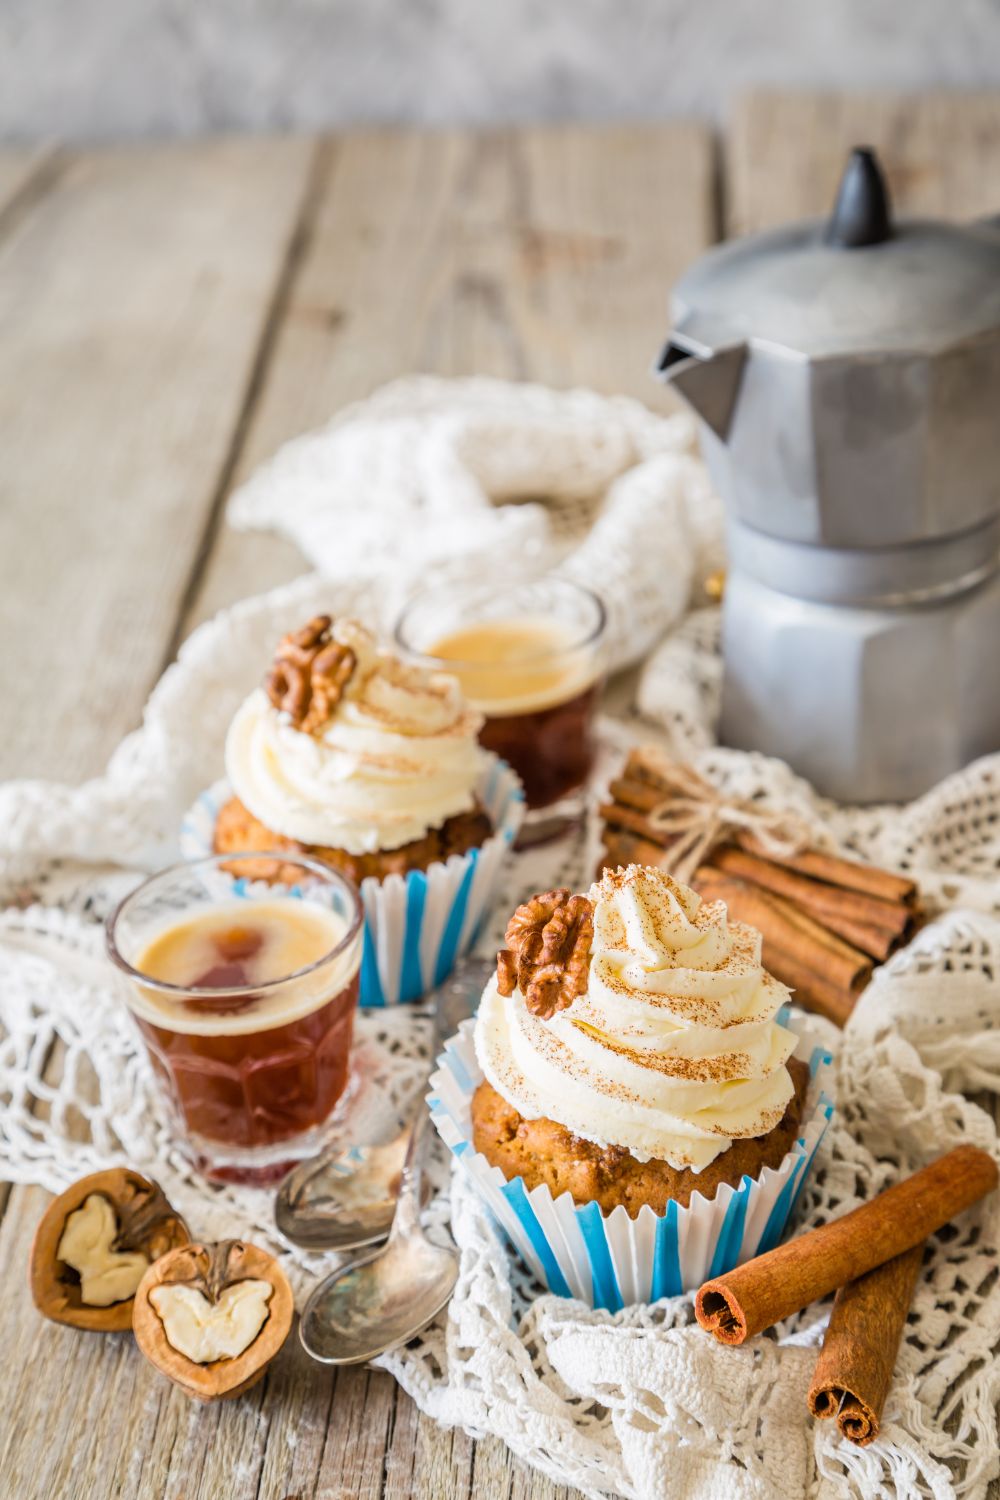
[213, 794, 493, 886]
[471, 1056, 810, 1217]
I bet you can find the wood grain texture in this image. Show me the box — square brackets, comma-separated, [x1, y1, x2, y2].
[727, 90, 1000, 233]
[1, 121, 721, 1500]
[0, 136, 315, 782]
[183, 122, 716, 631]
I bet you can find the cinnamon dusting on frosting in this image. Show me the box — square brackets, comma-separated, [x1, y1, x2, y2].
[225, 617, 487, 855]
[475, 864, 797, 1171]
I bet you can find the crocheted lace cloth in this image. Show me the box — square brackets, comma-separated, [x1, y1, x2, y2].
[2, 378, 1000, 1500]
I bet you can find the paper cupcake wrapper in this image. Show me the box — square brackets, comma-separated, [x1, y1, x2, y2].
[180, 755, 524, 1007]
[428, 1015, 835, 1308]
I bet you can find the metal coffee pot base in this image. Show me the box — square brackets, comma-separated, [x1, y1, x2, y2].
[720, 568, 1000, 804]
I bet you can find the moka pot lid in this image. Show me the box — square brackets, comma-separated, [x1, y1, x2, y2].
[671, 148, 1000, 361]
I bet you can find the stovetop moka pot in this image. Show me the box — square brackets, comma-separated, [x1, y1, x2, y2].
[655, 146, 1000, 802]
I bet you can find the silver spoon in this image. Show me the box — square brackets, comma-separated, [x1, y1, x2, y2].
[276, 956, 491, 1253]
[298, 1088, 458, 1365]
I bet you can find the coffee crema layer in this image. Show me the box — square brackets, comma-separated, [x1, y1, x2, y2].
[226, 619, 485, 854]
[130, 898, 358, 1036]
[475, 865, 796, 1172]
[429, 616, 599, 716]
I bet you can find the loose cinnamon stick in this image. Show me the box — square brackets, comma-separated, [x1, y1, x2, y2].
[693, 867, 873, 999]
[708, 847, 915, 944]
[695, 1146, 997, 1345]
[807, 1242, 925, 1447]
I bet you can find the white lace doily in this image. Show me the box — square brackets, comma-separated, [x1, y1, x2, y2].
[3, 378, 1000, 1500]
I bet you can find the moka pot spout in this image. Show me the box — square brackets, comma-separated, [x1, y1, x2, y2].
[652, 333, 747, 442]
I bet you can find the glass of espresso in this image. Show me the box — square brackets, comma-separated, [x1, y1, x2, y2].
[107, 855, 363, 1185]
[394, 577, 607, 837]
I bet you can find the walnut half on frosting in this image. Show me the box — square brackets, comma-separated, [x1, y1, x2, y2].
[264, 614, 359, 734]
[496, 887, 594, 1019]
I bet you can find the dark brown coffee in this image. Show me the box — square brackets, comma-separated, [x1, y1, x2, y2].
[478, 681, 600, 808]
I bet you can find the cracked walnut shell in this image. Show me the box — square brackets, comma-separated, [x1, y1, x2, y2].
[132, 1240, 293, 1401]
[30, 1168, 190, 1332]
[496, 887, 594, 1019]
[264, 614, 358, 734]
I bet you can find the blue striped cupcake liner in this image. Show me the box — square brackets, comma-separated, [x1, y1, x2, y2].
[428, 1017, 835, 1309]
[180, 755, 524, 1007]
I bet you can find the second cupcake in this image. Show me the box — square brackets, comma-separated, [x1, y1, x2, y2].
[183, 613, 523, 1005]
[430, 864, 833, 1306]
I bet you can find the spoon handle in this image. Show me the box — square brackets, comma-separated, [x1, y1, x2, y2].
[389, 1096, 430, 1242]
[390, 955, 492, 1242]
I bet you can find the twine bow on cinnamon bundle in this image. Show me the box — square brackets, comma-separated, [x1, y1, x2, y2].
[599, 749, 920, 1027]
[636, 758, 824, 885]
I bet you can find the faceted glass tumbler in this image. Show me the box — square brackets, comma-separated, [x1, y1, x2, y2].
[107, 855, 363, 1184]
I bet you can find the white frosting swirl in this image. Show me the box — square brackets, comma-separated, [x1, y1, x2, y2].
[225, 620, 486, 854]
[475, 865, 796, 1172]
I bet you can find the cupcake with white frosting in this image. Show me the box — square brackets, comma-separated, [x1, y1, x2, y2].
[429, 865, 834, 1304]
[182, 614, 524, 1005]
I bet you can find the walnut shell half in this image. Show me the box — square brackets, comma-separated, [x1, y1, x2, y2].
[132, 1240, 293, 1401]
[30, 1168, 190, 1332]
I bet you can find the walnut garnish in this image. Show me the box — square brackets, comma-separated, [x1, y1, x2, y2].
[496, 887, 594, 1019]
[30, 1168, 189, 1332]
[264, 614, 357, 734]
[133, 1240, 293, 1401]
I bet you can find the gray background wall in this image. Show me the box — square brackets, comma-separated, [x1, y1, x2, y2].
[2, 0, 1000, 142]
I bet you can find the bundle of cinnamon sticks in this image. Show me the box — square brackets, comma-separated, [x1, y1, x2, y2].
[696, 1145, 998, 1446]
[599, 749, 920, 1026]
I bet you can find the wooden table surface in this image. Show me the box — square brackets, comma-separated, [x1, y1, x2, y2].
[2, 92, 1000, 1500]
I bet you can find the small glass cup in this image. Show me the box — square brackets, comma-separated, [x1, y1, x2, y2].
[394, 576, 607, 841]
[107, 855, 364, 1185]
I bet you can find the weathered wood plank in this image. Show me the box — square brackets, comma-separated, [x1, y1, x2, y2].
[1, 122, 719, 1500]
[184, 122, 717, 631]
[0, 132, 318, 1500]
[170, 124, 718, 1497]
[0, 135, 315, 783]
[727, 90, 1000, 234]
[0, 146, 62, 236]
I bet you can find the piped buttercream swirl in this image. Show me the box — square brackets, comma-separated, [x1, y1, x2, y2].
[475, 864, 795, 1171]
[226, 620, 486, 854]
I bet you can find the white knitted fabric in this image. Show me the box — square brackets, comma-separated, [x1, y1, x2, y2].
[2, 379, 1000, 1500]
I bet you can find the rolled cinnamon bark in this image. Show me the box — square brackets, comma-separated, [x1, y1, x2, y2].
[599, 800, 672, 849]
[695, 1146, 997, 1345]
[754, 942, 861, 1029]
[693, 867, 873, 999]
[807, 1242, 925, 1447]
[606, 775, 666, 817]
[708, 847, 915, 945]
[600, 828, 671, 871]
[800, 914, 901, 964]
[758, 846, 917, 907]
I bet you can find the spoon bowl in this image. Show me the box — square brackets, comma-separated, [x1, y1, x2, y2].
[299, 1231, 459, 1365]
[275, 1137, 406, 1252]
